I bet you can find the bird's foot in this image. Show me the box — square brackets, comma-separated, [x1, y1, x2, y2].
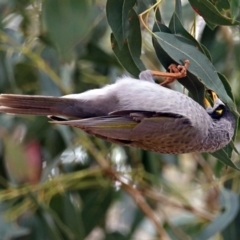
[151, 60, 190, 86]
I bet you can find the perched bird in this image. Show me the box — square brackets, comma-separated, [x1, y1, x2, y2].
[0, 65, 235, 154]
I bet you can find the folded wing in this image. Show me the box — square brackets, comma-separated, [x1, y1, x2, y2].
[51, 110, 198, 153]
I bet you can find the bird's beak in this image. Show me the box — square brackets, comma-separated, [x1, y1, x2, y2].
[204, 98, 211, 109]
[209, 91, 219, 104]
[204, 91, 221, 109]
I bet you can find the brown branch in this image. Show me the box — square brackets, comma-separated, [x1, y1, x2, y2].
[79, 134, 171, 239]
[142, 188, 215, 221]
[111, 173, 171, 240]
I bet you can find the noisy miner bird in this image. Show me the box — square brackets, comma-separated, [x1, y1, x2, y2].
[0, 61, 235, 154]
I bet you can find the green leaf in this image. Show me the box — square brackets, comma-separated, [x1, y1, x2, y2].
[45, 128, 66, 158]
[221, 196, 240, 239]
[199, 44, 212, 62]
[152, 7, 168, 32]
[42, 0, 95, 60]
[152, 32, 236, 111]
[81, 43, 119, 66]
[105, 232, 127, 240]
[106, 0, 136, 48]
[19, 211, 62, 240]
[0, 203, 29, 239]
[210, 0, 230, 11]
[135, 0, 157, 14]
[153, 21, 171, 34]
[217, 72, 234, 104]
[37, 211, 65, 240]
[152, 14, 171, 57]
[152, 34, 204, 106]
[111, 33, 143, 77]
[174, 0, 182, 22]
[196, 189, 239, 240]
[179, 73, 206, 106]
[200, 26, 228, 64]
[205, 20, 217, 30]
[169, 12, 211, 61]
[80, 187, 116, 235]
[211, 144, 239, 171]
[200, 25, 219, 51]
[50, 193, 85, 239]
[13, 62, 39, 94]
[108, 1, 145, 76]
[189, 0, 240, 26]
[127, 9, 145, 72]
[141, 150, 162, 176]
[230, 0, 240, 21]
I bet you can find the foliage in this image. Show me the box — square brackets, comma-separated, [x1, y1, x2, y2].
[0, 0, 240, 239]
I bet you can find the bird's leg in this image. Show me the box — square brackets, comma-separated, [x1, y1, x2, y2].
[139, 70, 155, 82]
[151, 60, 190, 86]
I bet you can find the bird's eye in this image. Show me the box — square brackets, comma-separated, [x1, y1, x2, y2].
[214, 106, 224, 115]
[215, 108, 223, 115]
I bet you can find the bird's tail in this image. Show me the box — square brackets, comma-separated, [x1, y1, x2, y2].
[0, 94, 81, 118]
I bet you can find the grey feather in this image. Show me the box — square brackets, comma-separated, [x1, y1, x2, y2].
[0, 70, 235, 154]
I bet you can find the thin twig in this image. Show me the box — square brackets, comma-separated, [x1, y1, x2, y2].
[112, 174, 171, 240]
[143, 189, 215, 221]
[79, 133, 171, 240]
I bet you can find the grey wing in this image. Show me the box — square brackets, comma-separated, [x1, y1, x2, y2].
[50, 110, 202, 153]
[50, 115, 139, 144]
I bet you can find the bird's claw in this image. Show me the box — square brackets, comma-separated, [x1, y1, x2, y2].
[161, 60, 190, 86]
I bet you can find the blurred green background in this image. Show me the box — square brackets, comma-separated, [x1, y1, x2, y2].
[0, 0, 240, 239]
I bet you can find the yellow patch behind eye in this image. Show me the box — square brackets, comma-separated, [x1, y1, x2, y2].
[215, 109, 223, 115]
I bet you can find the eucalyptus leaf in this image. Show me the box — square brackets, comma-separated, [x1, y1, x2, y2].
[106, 0, 136, 48]
[211, 0, 230, 11]
[153, 7, 167, 29]
[105, 232, 127, 240]
[174, 0, 182, 22]
[211, 144, 240, 171]
[81, 187, 116, 235]
[19, 211, 61, 240]
[50, 193, 85, 239]
[222, 196, 240, 239]
[0, 203, 29, 239]
[230, 0, 240, 21]
[106, 0, 146, 77]
[188, 0, 240, 26]
[127, 9, 145, 72]
[152, 33, 206, 106]
[153, 32, 236, 111]
[111, 34, 142, 77]
[169, 12, 211, 60]
[42, 0, 96, 60]
[81, 43, 119, 66]
[196, 189, 239, 240]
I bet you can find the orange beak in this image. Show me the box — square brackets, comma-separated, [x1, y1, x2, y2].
[204, 91, 220, 108]
[204, 98, 211, 108]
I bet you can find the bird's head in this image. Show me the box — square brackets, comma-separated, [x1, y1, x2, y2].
[204, 91, 235, 134]
[204, 91, 227, 120]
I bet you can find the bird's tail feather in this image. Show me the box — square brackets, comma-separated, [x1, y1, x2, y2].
[0, 94, 79, 117]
